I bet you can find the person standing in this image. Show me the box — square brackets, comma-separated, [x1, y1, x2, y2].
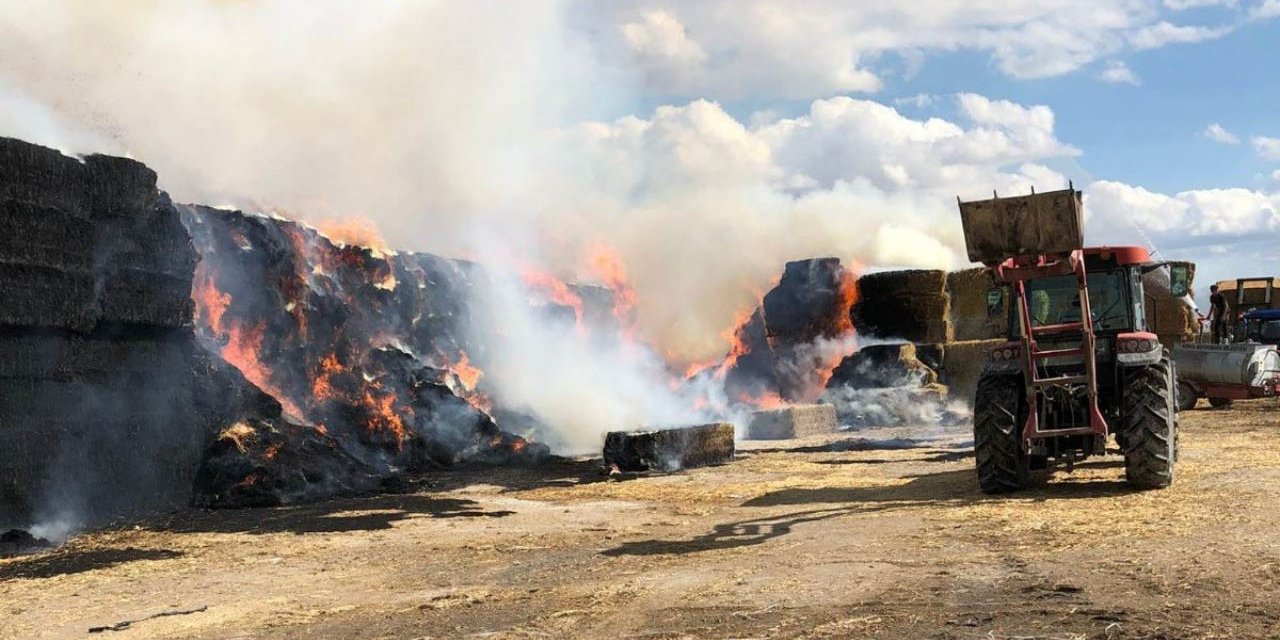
[1208, 284, 1229, 343]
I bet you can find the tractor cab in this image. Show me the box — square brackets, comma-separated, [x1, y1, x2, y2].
[1241, 309, 1280, 346]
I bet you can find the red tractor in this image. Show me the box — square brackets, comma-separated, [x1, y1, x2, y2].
[958, 186, 1186, 493]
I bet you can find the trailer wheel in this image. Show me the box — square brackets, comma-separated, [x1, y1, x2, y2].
[1120, 357, 1177, 489]
[1207, 397, 1233, 409]
[974, 374, 1029, 494]
[1176, 381, 1198, 412]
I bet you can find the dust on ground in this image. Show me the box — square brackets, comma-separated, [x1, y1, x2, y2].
[3, 401, 1279, 639]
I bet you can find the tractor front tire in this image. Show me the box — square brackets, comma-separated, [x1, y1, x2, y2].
[974, 374, 1029, 494]
[1120, 357, 1177, 489]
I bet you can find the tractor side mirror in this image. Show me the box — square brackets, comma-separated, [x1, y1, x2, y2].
[1170, 265, 1190, 298]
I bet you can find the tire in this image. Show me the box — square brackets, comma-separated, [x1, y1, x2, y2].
[974, 374, 1029, 494]
[1120, 357, 1177, 489]
[1207, 397, 1233, 409]
[1176, 381, 1198, 412]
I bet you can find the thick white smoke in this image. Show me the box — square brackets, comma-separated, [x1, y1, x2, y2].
[0, 1, 1089, 368]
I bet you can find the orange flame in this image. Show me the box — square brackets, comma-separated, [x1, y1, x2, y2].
[739, 390, 786, 410]
[585, 242, 637, 329]
[452, 350, 483, 391]
[522, 268, 587, 333]
[315, 217, 389, 254]
[221, 320, 306, 420]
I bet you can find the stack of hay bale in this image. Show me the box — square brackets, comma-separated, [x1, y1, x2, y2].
[849, 268, 1007, 403]
[0, 137, 201, 526]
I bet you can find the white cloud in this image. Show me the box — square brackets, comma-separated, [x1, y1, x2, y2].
[1251, 0, 1280, 19]
[574, 2, 1251, 98]
[1163, 0, 1237, 8]
[1128, 21, 1234, 50]
[1272, 169, 1280, 182]
[1203, 123, 1240, 144]
[1087, 180, 1280, 243]
[893, 93, 940, 108]
[1099, 60, 1142, 85]
[1253, 136, 1280, 161]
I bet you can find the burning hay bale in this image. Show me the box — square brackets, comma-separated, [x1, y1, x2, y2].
[603, 423, 735, 472]
[746, 404, 838, 440]
[851, 270, 952, 343]
[821, 343, 965, 427]
[192, 419, 386, 509]
[826, 343, 937, 389]
[946, 268, 1007, 341]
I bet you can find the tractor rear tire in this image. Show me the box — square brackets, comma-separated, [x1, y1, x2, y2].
[1176, 381, 1198, 412]
[1208, 397, 1233, 409]
[1120, 357, 1177, 489]
[974, 374, 1029, 494]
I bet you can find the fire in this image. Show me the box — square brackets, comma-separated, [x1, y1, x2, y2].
[522, 268, 586, 333]
[452, 350, 483, 391]
[739, 390, 786, 410]
[312, 352, 343, 400]
[360, 384, 408, 443]
[585, 242, 637, 328]
[314, 217, 389, 255]
[192, 267, 231, 334]
[222, 320, 306, 420]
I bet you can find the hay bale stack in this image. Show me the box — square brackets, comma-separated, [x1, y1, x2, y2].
[746, 404, 838, 440]
[851, 269, 951, 343]
[946, 268, 1008, 341]
[0, 137, 203, 526]
[604, 423, 735, 472]
[939, 339, 1004, 403]
[762, 257, 851, 344]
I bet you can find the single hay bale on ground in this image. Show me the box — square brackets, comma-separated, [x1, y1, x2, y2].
[746, 404, 838, 439]
[940, 339, 1005, 403]
[826, 343, 937, 390]
[946, 268, 1008, 341]
[604, 423, 735, 472]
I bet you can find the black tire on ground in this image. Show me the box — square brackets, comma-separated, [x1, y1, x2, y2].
[1208, 396, 1234, 409]
[1176, 381, 1198, 412]
[1120, 357, 1177, 489]
[973, 374, 1029, 494]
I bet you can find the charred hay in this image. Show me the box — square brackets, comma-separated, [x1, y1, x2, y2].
[604, 424, 735, 472]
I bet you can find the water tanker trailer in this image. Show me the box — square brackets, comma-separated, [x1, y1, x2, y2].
[1173, 342, 1280, 410]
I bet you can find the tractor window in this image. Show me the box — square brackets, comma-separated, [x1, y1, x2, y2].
[1019, 271, 1130, 332]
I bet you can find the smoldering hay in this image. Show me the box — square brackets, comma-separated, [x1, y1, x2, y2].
[0, 1, 1100, 370]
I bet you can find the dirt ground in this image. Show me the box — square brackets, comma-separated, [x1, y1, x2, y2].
[3, 401, 1280, 640]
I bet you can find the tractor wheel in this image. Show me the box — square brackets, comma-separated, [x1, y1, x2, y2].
[973, 374, 1029, 494]
[1176, 381, 1198, 412]
[1120, 357, 1177, 489]
[1208, 397, 1234, 409]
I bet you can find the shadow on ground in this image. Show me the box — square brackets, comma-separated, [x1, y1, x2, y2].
[603, 460, 1141, 557]
[0, 547, 183, 581]
[152, 493, 516, 536]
